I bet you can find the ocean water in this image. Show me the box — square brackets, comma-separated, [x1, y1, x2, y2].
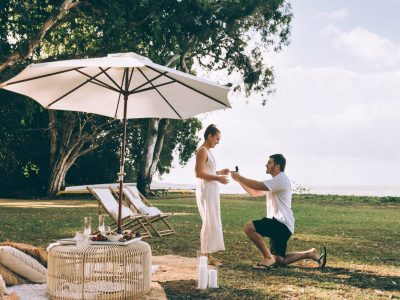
[157, 181, 400, 197]
[309, 185, 400, 197]
[221, 184, 400, 197]
[220, 184, 400, 196]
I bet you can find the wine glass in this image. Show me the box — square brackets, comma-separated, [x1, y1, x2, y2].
[98, 215, 105, 234]
[83, 216, 92, 236]
[105, 226, 112, 235]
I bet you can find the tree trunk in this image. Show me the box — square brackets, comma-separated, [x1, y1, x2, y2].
[46, 112, 105, 197]
[137, 118, 170, 196]
[49, 111, 57, 169]
[135, 55, 183, 196]
[47, 158, 69, 197]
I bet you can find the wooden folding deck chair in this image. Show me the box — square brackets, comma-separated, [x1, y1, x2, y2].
[122, 186, 175, 237]
[87, 187, 152, 238]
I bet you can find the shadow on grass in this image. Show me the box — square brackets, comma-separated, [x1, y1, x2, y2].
[244, 264, 400, 291]
[161, 280, 274, 300]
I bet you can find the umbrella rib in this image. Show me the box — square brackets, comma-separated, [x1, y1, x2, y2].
[114, 68, 127, 118]
[47, 67, 112, 108]
[137, 68, 182, 119]
[100, 67, 124, 91]
[75, 69, 121, 93]
[127, 67, 135, 89]
[4, 67, 85, 86]
[131, 80, 175, 94]
[146, 65, 229, 107]
[129, 72, 168, 93]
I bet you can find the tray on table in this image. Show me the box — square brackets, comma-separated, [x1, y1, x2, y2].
[58, 236, 142, 246]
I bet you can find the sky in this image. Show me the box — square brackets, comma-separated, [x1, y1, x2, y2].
[161, 0, 400, 194]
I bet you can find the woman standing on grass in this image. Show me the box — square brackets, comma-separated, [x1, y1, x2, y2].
[195, 124, 229, 266]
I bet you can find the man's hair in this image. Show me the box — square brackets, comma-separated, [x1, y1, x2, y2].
[204, 124, 220, 140]
[270, 154, 286, 172]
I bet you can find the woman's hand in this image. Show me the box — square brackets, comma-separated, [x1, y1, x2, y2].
[217, 168, 230, 175]
[217, 175, 229, 184]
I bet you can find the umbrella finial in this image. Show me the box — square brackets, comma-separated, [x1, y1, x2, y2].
[107, 52, 153, 63]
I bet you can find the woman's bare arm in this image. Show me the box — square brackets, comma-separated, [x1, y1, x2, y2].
[195, 148, 228, 184]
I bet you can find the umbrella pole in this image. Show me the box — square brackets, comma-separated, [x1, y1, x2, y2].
[117, 68, 129, 233]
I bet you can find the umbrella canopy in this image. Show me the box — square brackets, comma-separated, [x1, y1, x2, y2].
[1, 52, 230, 119]
[1, 52, 231, 233]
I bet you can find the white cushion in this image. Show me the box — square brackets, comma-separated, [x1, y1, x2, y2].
[138, 206, 162, 216]
[148, 207, 162, 216]
[126, 186, 141, 199]
[111, 205, 134, 220]
[93, 188, 134, 220]
[125, 187, 146, 208]
[0, 246, 47, 283]
[0, 273, 8, 295]
[138, 205, 151, 215]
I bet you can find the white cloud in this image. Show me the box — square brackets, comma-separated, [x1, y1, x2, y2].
[316, 8, 349, 21]
[323, 25, 400, 67]
[310, 103, 397, 127]
[163, 64, 400, 188]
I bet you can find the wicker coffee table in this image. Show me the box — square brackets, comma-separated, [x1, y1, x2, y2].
[47, 241, 151, 300]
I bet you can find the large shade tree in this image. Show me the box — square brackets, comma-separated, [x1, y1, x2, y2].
[0, 0, 292, 196]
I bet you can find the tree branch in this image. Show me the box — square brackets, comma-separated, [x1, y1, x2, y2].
[0, 0, 80, 72]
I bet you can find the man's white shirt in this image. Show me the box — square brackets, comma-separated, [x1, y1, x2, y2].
[263, 172, 295, 233]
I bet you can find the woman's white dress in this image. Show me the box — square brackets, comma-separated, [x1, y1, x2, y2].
[196, 148, 225, 254]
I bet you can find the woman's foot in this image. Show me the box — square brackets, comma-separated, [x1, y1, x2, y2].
[207, 254, 223, 266]
[208, 257, 223, 267]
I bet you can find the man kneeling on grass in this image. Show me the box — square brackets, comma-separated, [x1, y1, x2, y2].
[230, 154, 327, 269]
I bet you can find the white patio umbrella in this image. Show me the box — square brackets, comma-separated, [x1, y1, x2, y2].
[1, 52, 231, 232]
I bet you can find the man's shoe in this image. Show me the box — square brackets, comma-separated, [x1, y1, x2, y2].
[317, 246, 327, 268]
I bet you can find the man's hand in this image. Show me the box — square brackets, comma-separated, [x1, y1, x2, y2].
[230, 171, 240, 182]
[218, 168, 230, 175]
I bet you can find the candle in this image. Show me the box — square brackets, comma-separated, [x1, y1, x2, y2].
[198, 264, 208, 289]
[199, 255, 208, 266]
[208, 269, 218, 288]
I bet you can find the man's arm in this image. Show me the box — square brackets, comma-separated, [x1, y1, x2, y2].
[231, 172, 268, 196]
[239, 181, 266, 197]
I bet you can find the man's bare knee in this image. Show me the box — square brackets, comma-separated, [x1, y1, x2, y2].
[243, 222, 255, 234]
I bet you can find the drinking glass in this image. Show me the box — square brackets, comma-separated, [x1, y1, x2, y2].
[84, 216, 92, 236]
[98, 215, 105, 234]
[75, 231, 86, 246]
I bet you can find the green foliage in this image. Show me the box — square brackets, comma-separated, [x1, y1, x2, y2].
[22, 161, 40, 177]
[0, 89, 50, 197]
[0, 0, 292, 196]
[65, 140, 120, 186]
[66, 118, 202, 185]
[292, 193, 400, 205]
[2, 0, 292, 94]
[158, 118, 202, 175]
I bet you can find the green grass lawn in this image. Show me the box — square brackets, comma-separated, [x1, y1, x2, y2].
[0, 193, 399, 299]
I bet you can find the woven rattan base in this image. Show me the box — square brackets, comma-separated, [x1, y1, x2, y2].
[47, 241, 151, 300]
